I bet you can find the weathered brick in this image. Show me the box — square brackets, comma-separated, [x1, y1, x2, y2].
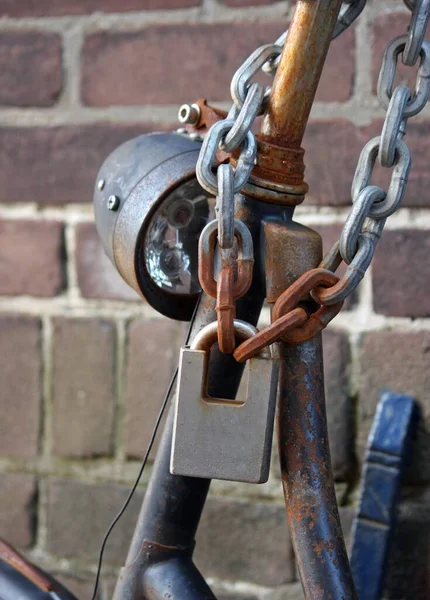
[384, 489, 430, 600]
[0, 124, 153, 204]
[304, 120, 430, 207]
[373, 230, 430, 317]
[124, 318, 176, 459]
[0, 473, 37, 548]
[372, 12, 430, 94]
[0, 0, 199, 17]
[323, 330, 355, 481]
[47, 479, 143, 562]
[195, 497, 295, 586]
[52, 318, 116, 457]
[82, 22, 353, 106]
[0, 315, 41, 458]
[55, 574, 100, 599]
[0, 32, 61, 107]
[317, 224, 356, 309]
[304, 120, 369, 206]
[358, 332, 430, 483]
[0, 220, 64, 297]
[317, 25, 355, 102]
[76, 222, 140, 301]
[222, 0, 283, 5]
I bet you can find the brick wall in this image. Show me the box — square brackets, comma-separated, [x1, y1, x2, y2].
[0, 1, 428, 598]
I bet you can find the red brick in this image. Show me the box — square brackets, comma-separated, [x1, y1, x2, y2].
[47, 478, 143, 563]
[52, 318, 116, 457]
[196, 497, 295, 586]
[304, 120, 370, 206]
[372, 12, 430, 94]
[76, 222, 140, 301]
[55, 574, 100, 599]
[81, 24, 285, 106]
[0, 0, 199, 17]
[222, 0, 279, 5]
[323, 330, 354, 481]
[0, 124, 153, 204]
[0, 220, 64, 296]
[317, 25, 355, 102]
[358, 331, 430, 483]
[373, 229, 430, 317]
[0, 473, 37, 548]
[317, 224, 356, 309]
[384, 490, 430, 599]
[398, 121, 430, 208]
[0, 315, 41, 458]
[304, 119, 430, 207]
[0, 32, 61, 107]
[82, 21, 354, 106]
[124, 318, 176, 458]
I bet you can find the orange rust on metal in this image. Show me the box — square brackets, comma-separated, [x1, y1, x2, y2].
[194, 99, 227, 129]
[261, 0, 343, 146]
[216, 267, 236, 354]
[277, 338, 358, 597]
[0, 539, 53, 592]
[233, 307, 307, 363]
[198, 225, 254, 300]
[272, 268, 340, 322]
[263, 220, 322, 304]
[249, 0, 343, 204]
[281, 301, 343, 345]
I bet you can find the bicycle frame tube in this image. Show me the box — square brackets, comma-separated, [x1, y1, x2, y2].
[114, 2, 357, 598]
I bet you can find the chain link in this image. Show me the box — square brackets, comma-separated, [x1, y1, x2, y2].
[313, 3, 430, 306]
[193, 0, 427, 356]
[404, 0, 430, 66]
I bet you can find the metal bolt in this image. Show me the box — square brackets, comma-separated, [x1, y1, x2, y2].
[178, 103, 201, 126]
[107, 195, 120, 211]
[97, 179, 105, 191]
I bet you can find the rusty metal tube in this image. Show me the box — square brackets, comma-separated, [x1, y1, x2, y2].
[277, 335, 358, 599]
[261, 0, 343, 147]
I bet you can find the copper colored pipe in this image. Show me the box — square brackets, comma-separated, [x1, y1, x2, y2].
[261, 0, 343, 147]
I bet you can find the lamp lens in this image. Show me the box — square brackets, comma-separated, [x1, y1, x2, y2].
[144, 179, 213, 295]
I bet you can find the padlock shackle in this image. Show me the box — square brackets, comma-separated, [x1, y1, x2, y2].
[190, 319, 257, 352]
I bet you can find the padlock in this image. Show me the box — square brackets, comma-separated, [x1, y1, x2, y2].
[170, 320, 278, 483]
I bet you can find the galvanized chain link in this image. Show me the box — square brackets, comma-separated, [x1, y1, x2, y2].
[311, 1, 430, 307]
[195, 0, 370, 352]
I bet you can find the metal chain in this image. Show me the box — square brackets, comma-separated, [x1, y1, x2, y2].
[195, 1, 367, 352]
[233, 3, 430, 359]
[310, 1, 430, 307]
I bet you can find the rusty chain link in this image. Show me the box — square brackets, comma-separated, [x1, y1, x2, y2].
[195, 1, 366, 353]
[196, 1, 429, 359]
[307, 1, 430, 310]
[233, 3, 430, 360]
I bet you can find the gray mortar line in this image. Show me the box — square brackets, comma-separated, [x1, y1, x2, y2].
[113, 318, 127, 464]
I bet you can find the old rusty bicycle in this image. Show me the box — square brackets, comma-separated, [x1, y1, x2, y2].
[0, 1, 428, 599]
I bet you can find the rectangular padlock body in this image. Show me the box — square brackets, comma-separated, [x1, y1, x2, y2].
[171, 347, 278, 483]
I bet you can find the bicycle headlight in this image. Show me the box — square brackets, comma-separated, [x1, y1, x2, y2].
[94, 132, 213, 320]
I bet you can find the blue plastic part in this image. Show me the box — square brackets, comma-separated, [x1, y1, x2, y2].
[350, 391, 418, 600]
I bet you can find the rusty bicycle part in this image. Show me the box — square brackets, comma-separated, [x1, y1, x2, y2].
[233, 307, 308, 363]
[233, 269, 344, 361]
[216, 266, 236, 354]
[198, 219, 254, 353]
[272, 268, 344, 343]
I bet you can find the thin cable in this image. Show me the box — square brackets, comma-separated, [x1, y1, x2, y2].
[90, 297, 201, 600]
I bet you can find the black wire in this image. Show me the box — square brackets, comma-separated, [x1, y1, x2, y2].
[90, 297, 201, 600]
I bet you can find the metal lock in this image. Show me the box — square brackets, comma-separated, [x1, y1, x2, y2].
[171, 320, 278, 483]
